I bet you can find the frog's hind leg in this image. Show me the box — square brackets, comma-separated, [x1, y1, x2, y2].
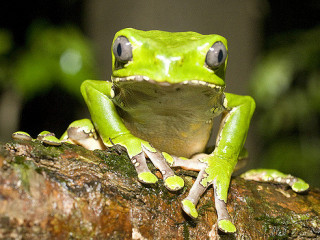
[61, 119, 106, 150]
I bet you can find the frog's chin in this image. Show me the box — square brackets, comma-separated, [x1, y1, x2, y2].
[111, 75, 224, 90]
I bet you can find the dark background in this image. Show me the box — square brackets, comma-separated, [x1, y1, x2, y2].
[0, 0, 319, 186]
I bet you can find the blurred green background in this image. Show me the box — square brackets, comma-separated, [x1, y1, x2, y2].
[0, 0, 319, 187]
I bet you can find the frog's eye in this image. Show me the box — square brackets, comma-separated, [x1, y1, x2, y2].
[113, 36, 133, 62]
[205, 41, 227, 69]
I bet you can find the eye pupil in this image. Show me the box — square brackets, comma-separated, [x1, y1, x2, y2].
[218, 50, 223, 63]
[117, 43, 122, 57]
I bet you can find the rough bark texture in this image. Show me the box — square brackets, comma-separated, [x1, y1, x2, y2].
[0, 139, 319, 239]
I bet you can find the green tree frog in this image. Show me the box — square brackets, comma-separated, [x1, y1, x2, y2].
[13, 28, 309, 234]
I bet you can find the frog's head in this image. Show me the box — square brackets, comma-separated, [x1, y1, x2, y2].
[111, 28, 228, 89]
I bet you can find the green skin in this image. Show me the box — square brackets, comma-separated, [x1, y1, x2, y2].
[12, 28, 309, 234]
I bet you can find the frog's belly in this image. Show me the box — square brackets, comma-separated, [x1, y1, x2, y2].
[113, 79, 224, 157]
[122, 111, 214, 158]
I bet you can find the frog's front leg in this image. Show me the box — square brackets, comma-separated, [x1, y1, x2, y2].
[80, 80, 184, 191]
[180, 93, 255, 233]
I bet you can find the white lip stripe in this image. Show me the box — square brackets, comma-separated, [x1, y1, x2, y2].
[111, 76, 223, 90]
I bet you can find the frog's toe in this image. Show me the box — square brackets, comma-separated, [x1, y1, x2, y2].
[181, 168, 208, 218]
[164, 175, 184, 191]
[131, 152, 159, 185]
[143, 148, 185, 191]
[182, 199, 198, 219]
[218, 219, 236, 233]
[292, 179, 309, 193]
[214, 188, 236, 234]
[37, 131, 62, 146]
[12, 131, 33, 141]
[241, 169, 310, 193]
[172, 155, 207, 171]
[42, 136, 62, 146]
[138, 172, 158, 184]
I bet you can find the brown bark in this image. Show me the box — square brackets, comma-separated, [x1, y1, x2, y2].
[0, 139, 319, 239]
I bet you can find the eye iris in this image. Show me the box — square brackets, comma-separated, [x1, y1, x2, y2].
[117, 43, 122, 57]
[205, 41, 227, 69]
[113, 36, 132, 64]
[218, 49, 223, 63]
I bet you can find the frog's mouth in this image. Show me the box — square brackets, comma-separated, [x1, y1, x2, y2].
[111, 75, 225, 91]
[110, 75, 225, 117]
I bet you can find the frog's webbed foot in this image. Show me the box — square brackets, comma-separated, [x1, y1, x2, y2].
[176, 153, 236, 234]
[181, 166, 236, 234]
[133, 146, 184, 191]
[241, 169, 309, 193]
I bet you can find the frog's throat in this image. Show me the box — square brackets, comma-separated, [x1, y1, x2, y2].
[111, 76, 224, 90]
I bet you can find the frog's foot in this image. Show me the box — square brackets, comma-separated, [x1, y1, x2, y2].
[241, 169, 309, 193]
[134, 146, 184, 191]
[64, 119, 106, 150]
[182, 163, 236, 234]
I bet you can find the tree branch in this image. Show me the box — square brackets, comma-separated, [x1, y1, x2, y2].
[0, 140, 319, 239]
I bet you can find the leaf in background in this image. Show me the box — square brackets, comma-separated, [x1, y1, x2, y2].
[12, 23, 97, 99]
